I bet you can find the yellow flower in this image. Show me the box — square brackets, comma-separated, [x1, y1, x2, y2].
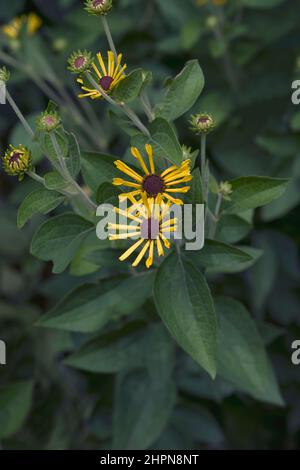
[2, 13, 42, 40]
[27, 12, 42, 36]
[76, 51, 126, 99]
[113, 145, 192, 205]
[109, 196, 177, 268]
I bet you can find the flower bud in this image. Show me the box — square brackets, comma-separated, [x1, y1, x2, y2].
[84, 0, 113, 16]
[206, 15, 218, 29]
[36, 110, 61, 132]
[218, 181, 233, 199]
[2, 145, 33, 180]
[190, 113, 215, 135]
[0, 66, 10, 83]
[67, 50, 93, 74]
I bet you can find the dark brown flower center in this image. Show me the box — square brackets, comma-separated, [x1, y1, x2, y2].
[99, 75, 114, 91]
[93, 0, 104, 6]
[9, 152, 21, 164]
[141, 218, 160, 240]
[197, 116, 210, 124]
[74, 56, 86, 69]
[143, 174, 164, 197]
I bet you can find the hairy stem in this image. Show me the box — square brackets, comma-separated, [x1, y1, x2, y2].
[101, 16, 118, 62]
[27, 171, 45, 185]
[85, 72, 150, 137]
[50, 133, 97, 212]
[208, 192, 223, 239]
[200, 134, 207, 201]
[6, 90, 35, 139]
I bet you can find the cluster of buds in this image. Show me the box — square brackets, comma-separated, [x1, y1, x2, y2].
[2, 144, 33, 180]
[84, 0, 113, 16]
[36, 110, 61, 133]
[218, 181, 233, 200]
[0, 66, 10, 83]
[190, 113, 215, 135]
[67, 50, 93, 74]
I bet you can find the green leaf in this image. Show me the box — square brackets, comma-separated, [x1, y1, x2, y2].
[38, 272, 154, 332]
[223, 176, 289, 214]
[31, 213, 94, 273]
[113, 370, 176, 450]
[155, 60, 205, 121]
[17, 188, 65, 229]
[185, 168, 203, 204]
[112, 69, 144, 103]
[0, 381, 33, 439]
[216, 214, 252, 244]
[216, 297, 284, 405]
[149, 118, 182, 165]
[172, 404, 224, 445]
[65, 322, 174, 376]
[185, 240, 260, 274]
[44, 172, 69, 191]
[96, 182, 119, 205]
[39, 130, 69, 168]
[154, 252, 218, 378]
[66, 132, 81, 178]
[81, 151, 116, 193]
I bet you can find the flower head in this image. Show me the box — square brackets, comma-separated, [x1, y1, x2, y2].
[218, 181, 233, 200]
[2, 13, 42, 40]
[68, 50, 93, 74]
[36, 110, 61, 133]
[0, 66, 10, 83]
[76, 51, 126, 99]
[190, 113, 215, 135]
[109, 196, 176, 268]
[2, 144, 33, 180]
[113, 144, 192, 205]
[84, 0, 113, 16]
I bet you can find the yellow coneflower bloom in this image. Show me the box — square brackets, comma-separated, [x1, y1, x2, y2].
[76, 51, 126, 99]
[113, 144, 192, 206]
[109, 196, 177, 268]
[2, 13, 42, 40]
[27, 12, 42, 36]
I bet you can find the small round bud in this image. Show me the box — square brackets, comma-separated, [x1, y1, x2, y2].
[182, 145, 193, 160]
[84, 0, 113, 16]
[36, 110, 61, 133]
[218, 181, 233, 199]
[67, 50, 93, 74]
[53, 38, 67, 52]
[0, 66, 10, 83]
[2, 144, 33, 180]
[190, 113, 215, 135]
[206, 15, 218, 29]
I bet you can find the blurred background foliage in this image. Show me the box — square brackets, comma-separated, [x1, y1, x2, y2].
[0, 0, 299, 450]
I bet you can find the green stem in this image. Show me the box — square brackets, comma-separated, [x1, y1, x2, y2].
[101, 16, 118, 62]
[49, 133, 97, 212]
[27, 171, 45, 185]
[208, 193, 223, 239]
[85, 72, 150, 137]
[6, 90, 35, 139]
[140, 89, 154, 121]
[200, 133, 207, 201]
